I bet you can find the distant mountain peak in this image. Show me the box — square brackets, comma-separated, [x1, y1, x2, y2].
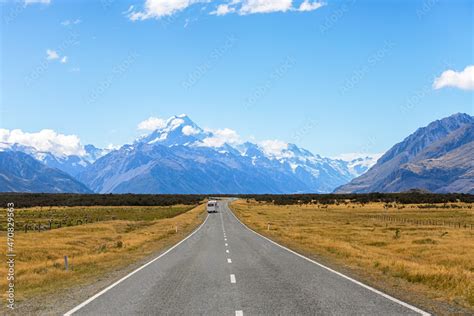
[444, 112, 472, 121]
[164, 114, 194, 130]
[336, 113, 474, 194]
[139, 114, 208, 147]
[423, 112, 472, 132]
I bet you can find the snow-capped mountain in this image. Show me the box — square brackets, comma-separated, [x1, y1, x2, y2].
[345, 156, 381, 177]
[140, 114, 210, 147]
[333, 154, 382, 178]
[78, 115, 378, 194]
[0, 143, 109, 177]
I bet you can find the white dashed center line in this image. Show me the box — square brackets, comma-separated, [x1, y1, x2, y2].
[221, 205, 243, 316]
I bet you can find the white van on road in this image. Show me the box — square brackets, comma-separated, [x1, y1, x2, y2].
[207, 200, 218, 213]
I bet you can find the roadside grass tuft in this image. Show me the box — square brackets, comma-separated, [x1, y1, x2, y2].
[412, 238, 438, 245]
[367, 241, 388, 247]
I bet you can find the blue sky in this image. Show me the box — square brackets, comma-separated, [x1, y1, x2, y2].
[1, 0, 473, 157]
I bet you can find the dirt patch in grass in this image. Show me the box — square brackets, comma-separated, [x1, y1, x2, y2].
[231, 200, 474, 314]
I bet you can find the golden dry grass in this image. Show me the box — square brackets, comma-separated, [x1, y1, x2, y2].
[0, 205, 196, 230]
[231, 200, 474, 311]
[0, 204, 206, 303]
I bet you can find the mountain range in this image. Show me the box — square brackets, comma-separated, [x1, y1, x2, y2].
[0, 115, 375, 194]
[1, 113, 472, 194]
[77, 115, 376, 194]
[336, 113, 474, 194]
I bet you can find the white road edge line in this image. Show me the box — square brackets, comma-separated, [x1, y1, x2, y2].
[226, 249, 230, 253]
[64, 214, 210, 316]
[225, 243, 228, 247]
[227, 258, 232, 263]
[226, 203, 430, 316]
[230, 274, 236, 283]
[235, 310, 243, 316]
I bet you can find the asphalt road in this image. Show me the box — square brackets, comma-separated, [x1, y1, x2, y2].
[67, 200, 429, 316]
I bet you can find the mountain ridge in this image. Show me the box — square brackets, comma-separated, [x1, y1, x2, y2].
[335, 113, 474, 194]
[0, 151, 92, 193]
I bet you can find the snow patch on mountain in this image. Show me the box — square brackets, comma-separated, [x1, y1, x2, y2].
[333, 153, 383, 177]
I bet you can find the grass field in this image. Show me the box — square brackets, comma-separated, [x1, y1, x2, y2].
[231, 200, 474, 312]
[0, 204, 206, 303]
[0, 205, 195, 231]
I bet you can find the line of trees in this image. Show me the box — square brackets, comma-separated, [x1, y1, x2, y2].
[237, 193, 474, 205]
[0, 193, 206, 208]
[1, 192, 472, 208]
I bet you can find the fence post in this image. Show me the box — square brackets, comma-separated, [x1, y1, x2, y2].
[64, 256, 69, 271]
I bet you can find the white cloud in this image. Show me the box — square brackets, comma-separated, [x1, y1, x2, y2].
[258, 139, 289, 157]
[239, 0, 293, 14]
[433, 65, 474, 91]
[24, 0, 51, 5]
[137, 117, 167, 131]
[124, 5, 135, 14]
[237, 0, 325, 14]
[46, 49, 59, 60]
[46, 49, 70, 65]
[0, 129, 85, 157]
[182, 125, 200, 136]
[127, 0, 207, 21]
[298, 0, 324, 12]
[61, 19, 81, 26]
[201, 128, 241, 147]
[210, 4, 235, 15]
[129, 0, 325, 19]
